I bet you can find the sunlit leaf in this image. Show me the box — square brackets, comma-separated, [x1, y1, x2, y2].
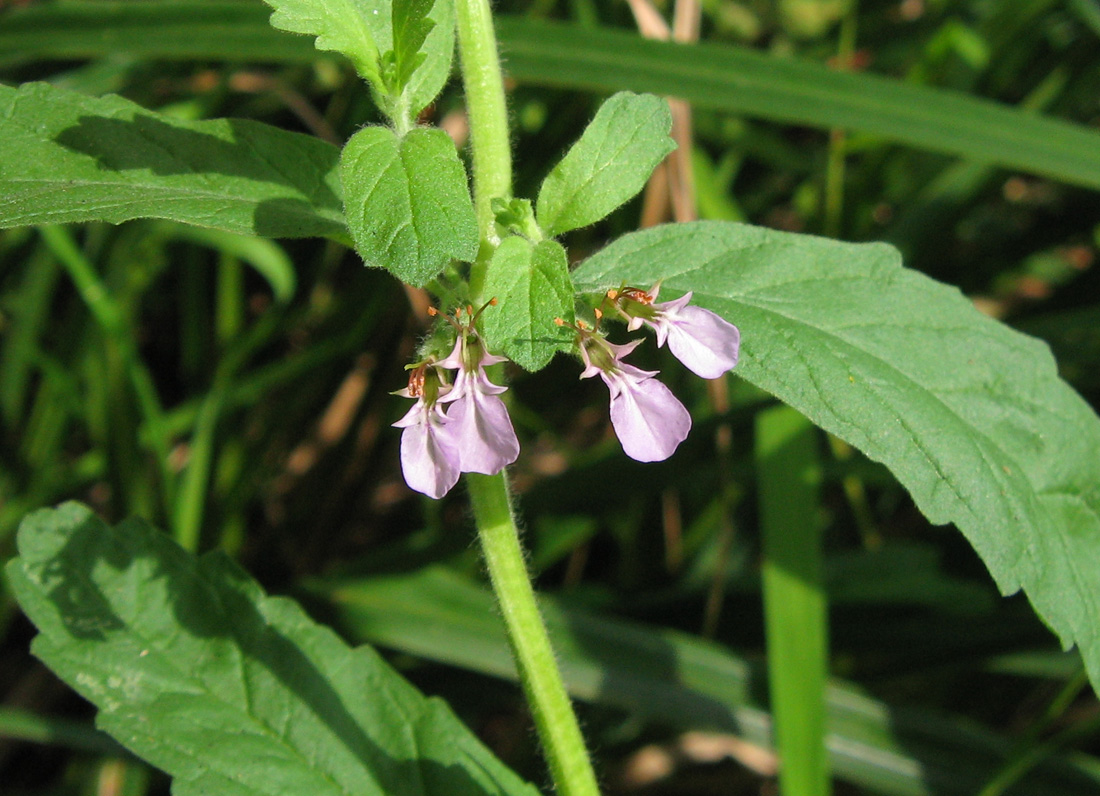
[572, 220, 1100, 693]
[388, 0, 435, 98]
[536, 92, 674, 237]
[260, 0, 454, 118]
[0, 82, 345, 240]
[340, 126, 477, 286]
[6, 503, 538, 796]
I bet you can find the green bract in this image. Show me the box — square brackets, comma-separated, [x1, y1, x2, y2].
[6, 504, 539, 796]
[536, 91, 675, 237]
[480, 237, 575, 371]
[340, 126, 478, 287]
[573, 220, 1100, 691]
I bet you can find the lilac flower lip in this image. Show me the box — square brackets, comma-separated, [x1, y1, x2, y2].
[611, 283, 741, 379]
[439, 335, 521, 475]
[574, 329, 691, 463]
[392, 363, 461, 499]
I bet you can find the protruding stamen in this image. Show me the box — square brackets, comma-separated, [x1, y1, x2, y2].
[620, 286, 654, 305]
[407, 364, 427, 397]
[470, 297, 498, 325]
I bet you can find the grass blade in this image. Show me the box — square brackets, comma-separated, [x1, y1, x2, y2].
[757, 406, 829, 796]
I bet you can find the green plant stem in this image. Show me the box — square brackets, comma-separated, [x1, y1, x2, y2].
[454, 0, 512, 296]
[466, 473, 600, 796]
[455, 3, 598, 789]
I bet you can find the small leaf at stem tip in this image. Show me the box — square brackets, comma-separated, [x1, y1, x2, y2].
[340, 125, 477, 287]
[391, 0, 437, 94]
[536, 91, 675, 237]
[261, 0, 454, 122]
[261, 0, 383, 85]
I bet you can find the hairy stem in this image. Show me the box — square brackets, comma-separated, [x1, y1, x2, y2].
[466, 474, 600, 796]
[454, 1, 599, 791]
[454, 0, 512, 297]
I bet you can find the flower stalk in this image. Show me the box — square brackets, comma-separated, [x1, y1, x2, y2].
[454, 1, 601, 794]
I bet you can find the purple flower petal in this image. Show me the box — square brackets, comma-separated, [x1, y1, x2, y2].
[447, 388, 520, 474]
[393, 401, 461, 499]
[604, 370, 691, 462]
[662, 304, 741, 379]
[439, 348, 520, 474]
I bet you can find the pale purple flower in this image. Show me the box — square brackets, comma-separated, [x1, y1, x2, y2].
[392, 365, 460, 499]
[614, 284, 740, 379]
[578, 336, 691, 463]
[439, 336, 520, 475]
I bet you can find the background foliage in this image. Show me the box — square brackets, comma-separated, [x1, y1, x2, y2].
[3, 1, 1100, 795]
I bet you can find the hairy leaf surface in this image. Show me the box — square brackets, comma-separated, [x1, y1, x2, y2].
[261, 0, 453, 117]
[572, 221, 1100, 692]
[389, 0, 436, 97]
[0, 82, 345, 240]
[480, 237, 575, 371]
[340, 126, 477, 286]
[261, 0, 383, 83]
[6, 503, 538, 796]
[537, 92, 674, 237]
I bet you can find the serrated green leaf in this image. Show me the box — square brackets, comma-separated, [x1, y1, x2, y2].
[536, 92, 675, 237]
[261, 0, 383, 84]
[6, 503, 538, 796]
[0, 82, 345, 240]
[390, 0, 435, 95]
[261, 0, 453, 120]
[480, 238, 575, 371]
[340, 126, 477, 286]
[572, 220, 1100, 694]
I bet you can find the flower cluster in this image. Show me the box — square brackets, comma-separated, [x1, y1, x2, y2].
[392, 305, 519, 499]
[393, 286, 740, 497]
[562, 282, 740, 463]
